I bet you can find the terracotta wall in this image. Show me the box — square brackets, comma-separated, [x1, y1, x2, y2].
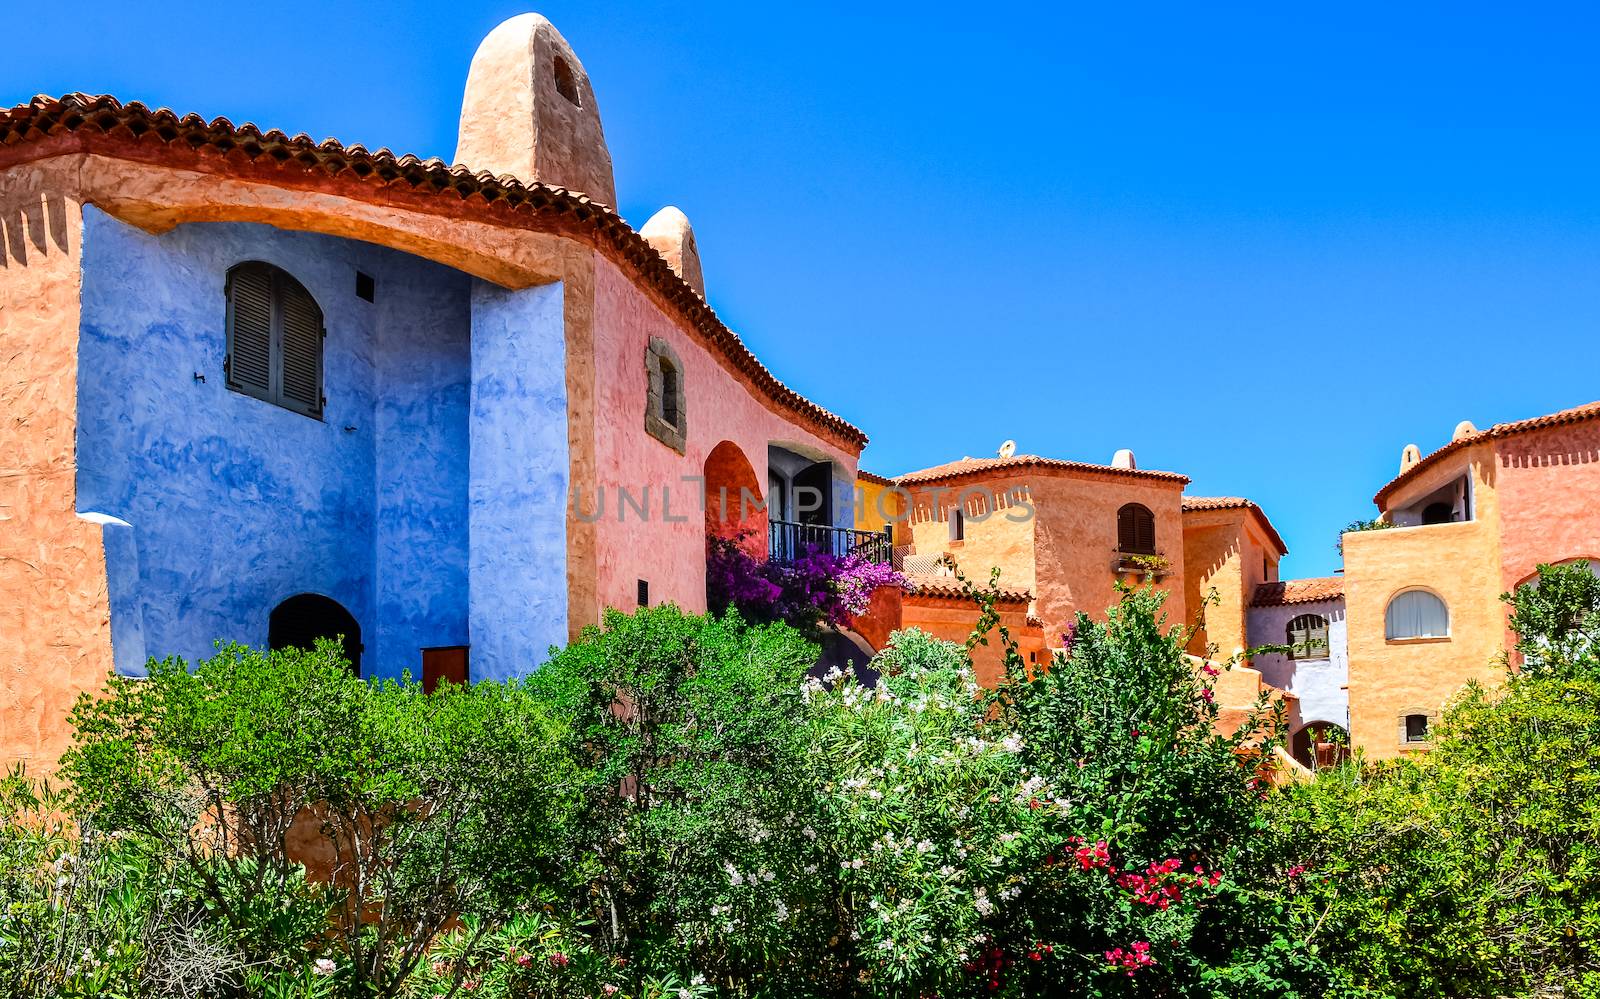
[1345, 450, 1504, 758]
[1181, 510, 1263, 661]
[585, 256, 858, 623]
[901, 473, 1038, 597]
[898, 595, 1046, 689]
[1494, 420, 1600, 592]
[1029, 474, 1187, 642]
[0, 159, 115, 771]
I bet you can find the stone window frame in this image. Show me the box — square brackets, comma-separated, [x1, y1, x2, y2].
[644, 336, 687, 453]
[1397, 708, 1440, 750]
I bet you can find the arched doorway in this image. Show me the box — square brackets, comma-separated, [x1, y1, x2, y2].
[1291, 721, 1350, 771]
[269, 594, 362, 676]
[807, 629, 881, 688]
[703, 440, 766, 557]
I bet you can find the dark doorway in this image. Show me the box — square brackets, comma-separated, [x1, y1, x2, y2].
[1291, 722, 1350, 770]
[269, 594, 362, 675]
[793, 460, 834, 527]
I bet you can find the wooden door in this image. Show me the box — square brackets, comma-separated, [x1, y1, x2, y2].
[421, 646, 469, 693]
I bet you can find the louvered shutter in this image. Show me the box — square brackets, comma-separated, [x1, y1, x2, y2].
[1118, 504, 1155, 554]
[278, 276, 323, 417]
[1287, 614, 1329, 660]
[1136, 508, 1155, 554]
[226, 264, 273, 399]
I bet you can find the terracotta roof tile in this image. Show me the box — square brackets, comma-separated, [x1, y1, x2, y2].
[855, 468, 894, 486]
[1251, 576, 1344, 607]
[1374, 399, 1600, 508]
[905, 575, 1032, 604]
[894, 455, 1189, 488]
[0, 94, 867, 449]
[1181, 496, 1288, 555]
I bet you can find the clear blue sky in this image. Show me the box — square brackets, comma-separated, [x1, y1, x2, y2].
[9, 2, 1598, 577]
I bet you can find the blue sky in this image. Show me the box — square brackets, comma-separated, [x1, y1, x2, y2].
[8, 2, 1597, 577]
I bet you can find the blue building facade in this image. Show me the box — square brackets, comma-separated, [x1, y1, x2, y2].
[74, 208, 569, 682]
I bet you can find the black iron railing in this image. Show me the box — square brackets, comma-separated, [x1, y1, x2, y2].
[769, 520, 893, 565]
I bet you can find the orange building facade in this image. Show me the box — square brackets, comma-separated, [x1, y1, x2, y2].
[1342, 401, 1600, 758]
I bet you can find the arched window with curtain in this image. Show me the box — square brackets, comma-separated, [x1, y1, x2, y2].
[1286, 613, 1330, 660]
[1117, 503, 1156, 554]
[1386, 589, 1450, 640]
[225, 261, 325, 419]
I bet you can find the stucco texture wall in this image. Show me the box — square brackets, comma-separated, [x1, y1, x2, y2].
[585, 256, 858, 620]
[1345, 456, 1504, 758]
[897, 595, 1046, 689]
[1030, 474, 1186, 642]
[468, 280, 570, 679]
[0, 160, 115, 771]
[1494, 420, 1600, 593]
[901, 474, 1038, 601]
[1247, 598, 1348, 733]
[75, 210, 480, 682]
[1181, 509, 1268, 662]
[854, 478, 903, 533]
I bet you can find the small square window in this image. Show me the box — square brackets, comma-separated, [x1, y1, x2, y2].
[355, 271, 375, 302]
[1404, 714, 1429, 743]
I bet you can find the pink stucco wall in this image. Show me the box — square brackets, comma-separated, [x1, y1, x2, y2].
[586, 257, 859, 619]
[1495, 419, 1600, 592]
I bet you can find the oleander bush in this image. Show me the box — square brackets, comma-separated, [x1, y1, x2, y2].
[10, 563, 1600, 997]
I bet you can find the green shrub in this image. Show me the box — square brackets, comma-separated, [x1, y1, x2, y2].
[528, 604, 824, 993]
[1270, 560, 1600, 998]
[62, 640, 576, 999]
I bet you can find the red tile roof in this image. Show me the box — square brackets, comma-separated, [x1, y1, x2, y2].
[1181, 496, 1289, 556]
[0, 94, 867, 448]
[1251, 576, 1344, 607]
[894, 455, 1189, 488]
[905, 575, 1032, 604]
[855, 468, 894, 486]
[1373, 399, 1600, 508]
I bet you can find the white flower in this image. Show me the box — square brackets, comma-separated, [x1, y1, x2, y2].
[724, 861, 743, 886]
[803, 825, 817, 840]
[1001, 733, 1025, 753]
[916, 839, 934, 854]
[678, 989, 693, 999]
[691, 974, 707, 986]
[312, 958, 336, 977]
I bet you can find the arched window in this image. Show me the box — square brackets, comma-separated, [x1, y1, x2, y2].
[226, 261, 324, 419]
[1117, 503, 1156, 554]
[1386, 589, 1449, 640]
[644, 337, 687, 452]
[1286, 613, 1330, 660]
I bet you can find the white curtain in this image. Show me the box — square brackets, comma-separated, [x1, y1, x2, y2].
[1386, 590, 1449, 639]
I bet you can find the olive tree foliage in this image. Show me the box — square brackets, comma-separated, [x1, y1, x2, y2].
[61, 640, 576, 999]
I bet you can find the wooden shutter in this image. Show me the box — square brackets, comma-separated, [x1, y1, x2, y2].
[1287, 613, 1329, 660]
[1118, 504, 1155, 554]
[278, 275, 323, 417]
[226, 263, 273, 398]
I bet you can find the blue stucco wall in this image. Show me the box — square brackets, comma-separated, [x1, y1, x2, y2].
[75, 209, 479, 679]
[468, 281, 569, 680]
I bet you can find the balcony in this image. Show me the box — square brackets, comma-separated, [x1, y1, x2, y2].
[1111, 550, 1171, 580]
[769, 520, 893, 565]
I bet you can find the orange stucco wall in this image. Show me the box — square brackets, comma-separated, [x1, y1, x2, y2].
[899, 470, 1186, 644]
[1029, 474, 1187, 642]
[0, 160, 116, 771]
[901, 473, 1039, 600]
[1182, 510, 1278, 662]
[1346, 447, 1504, 758]
[586, 257, 859, 623]
[898, 596, 1046, 689]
